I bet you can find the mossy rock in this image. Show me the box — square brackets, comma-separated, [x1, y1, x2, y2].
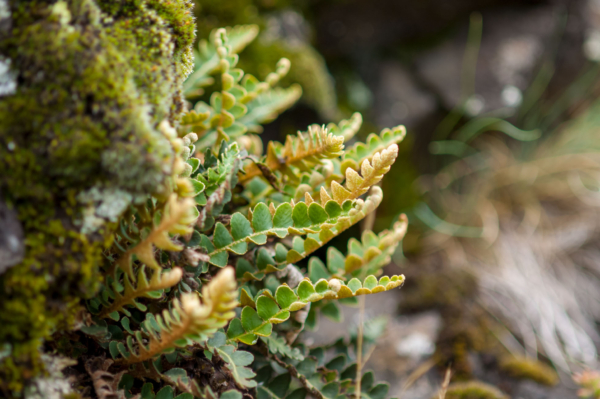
[0, 0, 194, 392]
[500, 356, 558, 386]
[436, 381, 509, 399]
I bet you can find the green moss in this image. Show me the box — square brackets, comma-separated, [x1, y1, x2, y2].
[0, 0, 194, 392]
[437, 381, 509, 399]
[500, 356, 558, 386]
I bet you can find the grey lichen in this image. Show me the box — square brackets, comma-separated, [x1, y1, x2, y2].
[23, 355, 76, 399]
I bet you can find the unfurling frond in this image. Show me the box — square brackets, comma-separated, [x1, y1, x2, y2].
[113, 268, 238, 364]
[116, 195, 197, 278]
[240, 124, 345, 183]
[227, 274, 405, 345]
[97, 267, 183, 320]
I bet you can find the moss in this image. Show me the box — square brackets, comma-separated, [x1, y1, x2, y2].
[499, 356, 558, 386]
[0, 0, 194, 393]
[437, 381, 509, 399]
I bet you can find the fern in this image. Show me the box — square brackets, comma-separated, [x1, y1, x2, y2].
[309, 214, 409, 279]
[239, 124, 345, 183]
[226, 274, 404, 345]
[112, 267, 238, 364]
[341, 125, 406, 174]
[115, 194, 197, 279]
[97, 266, 183, 320]
[182, 29, 301, 148]
[29, 24, 411, 399]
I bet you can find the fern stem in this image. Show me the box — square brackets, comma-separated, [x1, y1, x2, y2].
[355, 295, 365, 399]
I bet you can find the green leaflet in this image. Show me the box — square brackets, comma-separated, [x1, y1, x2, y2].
[200, 198, 354, 267]
[341, 125, 406, 175]
[96, 266, 182, 320]
[326, 112, 363, 143]
[260, 333, 305, 361]
[226, 274, 405, 345]
[350, 372, 389, 399]
[183, 28, 300, 148]
[259, 350, 390, 399]
[184, 25, 260, 96]
[309, 214, 408, 280]
[207, 332, 257, 389]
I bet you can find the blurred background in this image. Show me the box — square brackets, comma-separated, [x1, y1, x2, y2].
[190, 0, 600, 397]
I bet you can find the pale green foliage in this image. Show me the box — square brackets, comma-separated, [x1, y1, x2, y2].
[181, 27, 301, 148]
[78, 25, 408, 399]
[227, 275, 404, 345]
[110, 268, 238, 364]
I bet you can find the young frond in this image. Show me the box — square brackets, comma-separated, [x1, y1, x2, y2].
[341, 125, 406, 174]
[226, 274, 405, 345]
[240, 124, 345, 183]
[113, 267, 238, 364]
[116, 195, 197, 278]
[328, 144, 399, 203]
[98, 266, 183, 320]
[184, 24, 260, 97]
[327, 112, 363, 142]
[185, 28, 301, 147]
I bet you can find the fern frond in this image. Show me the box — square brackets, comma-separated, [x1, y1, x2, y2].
[240, 125, 345, 183]
[226, 274, 405, 345]
[327, 112, 363, 142]
[206, 332, 258, 388]
[200, 164, 391, 268]
[97, 267, 183, 320]
[187, 30, 300, 147]
[184, 25, 260, 97]
[283, 186, 384, 264]
[115, 195, 197, 278]
[237, 85, 303, 134]
[203, 159, 388, 271]
[326, 214, 408, 277]
[341, 125, 406, 174]
[114, 267, 238, 364]
[332, 143, 399, 202]
[196, 142, 243, 231]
